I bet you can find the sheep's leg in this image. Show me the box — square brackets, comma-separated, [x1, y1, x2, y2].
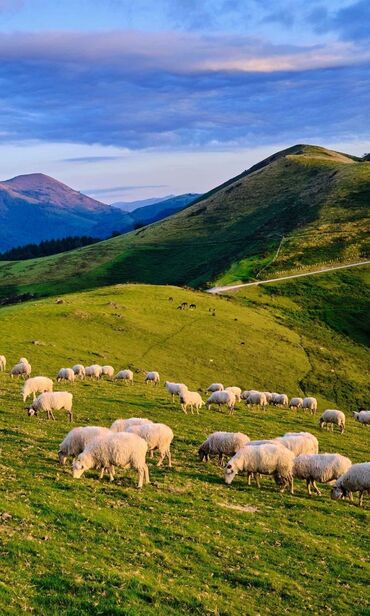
[289, 477, 294, 495]
[218, 453, 224, 466]
[306, 479, 312, 496]
[255, 473, 261, 488]
[137, 468, 144, 488]
[349, 491, 354, 502]
[150, 449, 154, 459]
[50, 410, 56, 420]
[109, 465, 115, 482]
[247, 472, 252, 486]
[190, 404, 194, 415]
[312, 480, 321, 496]
[181, 404, 187, 415]
[167, 449, 172, 468]
[68, 410, 73, 422]
[157, 450, 165, 467]
[196, 405, 199, 415]
[144, 464, 150, 484]
[359, 491, 364, 507]
[99, 467, 105, 479]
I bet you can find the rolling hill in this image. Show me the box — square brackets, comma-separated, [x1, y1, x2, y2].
[129, 193, 200, 226]
[0, 144, 369, 300]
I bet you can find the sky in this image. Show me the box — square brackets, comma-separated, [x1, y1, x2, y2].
[0, 0, 369, 202]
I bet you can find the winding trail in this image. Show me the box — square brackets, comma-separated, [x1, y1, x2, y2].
[207, 260, 370, 294]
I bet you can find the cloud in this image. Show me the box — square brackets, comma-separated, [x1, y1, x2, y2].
[86, 184, 169, 196]
[310, 1, 370, 41]
[61, 155, 124, 163]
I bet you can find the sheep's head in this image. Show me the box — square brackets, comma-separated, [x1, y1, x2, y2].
[331, 486, 343, 500]
[72, 458, 86, 478]
[224, 461, 237, 484]
[58, 450, 67, 465]
[26, 407, 36, 417]
[198, 444, 208, 461]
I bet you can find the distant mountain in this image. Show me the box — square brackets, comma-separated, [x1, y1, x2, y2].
[0, 173, 132, 250]
[112, 195, 175, 212]
[130, 193, 201, 226]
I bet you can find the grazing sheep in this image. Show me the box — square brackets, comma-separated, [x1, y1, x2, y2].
[22, 376, 53, 402]
[246, 392, 268, 409]
[145, 371, 160, 385]
[102, 365, 114, 378]
[19, 357, 29, 365]
[225, 443, 295, 493]
[10, 361, 31, 378]
[27, 391, 73, 422]
[110, 417, 153, 432]
[72, 364, 85, 379]
[331, 463, 370, 507]
[207, 390, 236, 414]
[115, 369, 134, 384]
[277, 432, 319, 456]
[271, 393, 289, 407]
[72, 432, 150, 488]
[302, 397, 318, 414]
[164, 381, 188, 402]
[289, 397, 303, 410]
[263, 392, 273, 404]
[319, 410, 346, 434]
[198, 431, 250, 465]
[206, 383, 224, 393]
[293, 453, 352, 495]
[179, 390, 204, 414]
[241, 390, 259, 400]
[58, 426, 111, 465]
[225, 386, 242, 402]
[352, 411, 370, 426]
[85, 365, 103, 379]
[57, 368, 75, 383]
[0, 355, 6, 371]
[126, 422, 174, 467]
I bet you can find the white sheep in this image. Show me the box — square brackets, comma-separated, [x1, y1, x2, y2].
[115, 369, 134, 384]
[72, 364, 85, 379]
[164, 381, 188, 401]
[206, 390, 236, 414]
[58, 426, 111, 465]
[277, 432, 319, 455]
[263, 392, 273, 404]
[22, 376, 53, 402]
[331, 463, 370, 507]
[19, 357, 29, 365]
[352, 411, 370, 426]
[10, 361, 31, 378]
[225, 443, 295, 493]
[289, 397, 303, 410]
[302, 397, 318, 414]
[179, 390, 204, 414]
[110, 417, 153, 432]
[72, 432, 150, 488]
[246, 391, 268, 409]
[145, 371, 160, 385]
[102, 365, 114, 378]
[319, 410, 346, 434]
[85, 364, 103, 379]
[198, 431, 250, 465]
[206, 383, 224, 393]
[225, 386, 242, 402]
[293, 453, 352, 495]
[0, 355, 6, 371]
[272, 393, 289, 407]
[57, 368, 75, 383]
[241, 389, 259, 400]
[126, 422, 174, 467]
[27, 391, 73, 422]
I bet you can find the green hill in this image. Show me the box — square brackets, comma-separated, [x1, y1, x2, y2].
[0, 144, 369, 300]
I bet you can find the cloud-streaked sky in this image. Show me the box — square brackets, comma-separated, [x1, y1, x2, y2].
[0, 1, 369, 202]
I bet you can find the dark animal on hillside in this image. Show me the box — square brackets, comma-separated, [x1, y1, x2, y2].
[177, 305, 183, 310]
[189, 304, 196, 309]
[168, 297, 173, 302]
[181, 302, 188, 308]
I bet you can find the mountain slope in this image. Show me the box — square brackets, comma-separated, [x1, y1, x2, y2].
[111, 195, 175, 211]
[0, 144, 368, 299]
[130, 193, 200, 226]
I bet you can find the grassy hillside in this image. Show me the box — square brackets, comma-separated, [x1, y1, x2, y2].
[0, 283, 369, 614]
[0, 144, 368, 300]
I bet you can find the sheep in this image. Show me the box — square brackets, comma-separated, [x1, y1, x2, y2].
[57, 368, 75, 383]
[289, 397, 303, 410]
[72, 364, 85, 379]
[101, 365, 114, 378]
[0, 354, 6, 371]
[246, 391, 268, 409]
[10, 361, 31, 378]
[126, 422, 174, 467]
[72, 431, 150, 488]
[27, 391, 73, 422]
[58, 426, 111, 465]
[115, 369, 134, 384]
[22, 376, 53, 402]
[293, 453, 352, 495]
[206, 390, 236, 414]
[206, 383, 224, 393]
[145, 371, 160, 385]
[319, 409, 346, 434]
[271, 393, 289, 407]
[198, 431, 250, 465]
[302, 397, 318, 414]
[110, 417, 153, 432]
[19, 357, 29, 365]
[263, 392, 273, 404]
[224, 443, 295, 493]
[164, 381, 188, 402]
[85, 364, 103, 379]
[179, 390, 204, 415]
[241, 390, 259, 400]
[225, 386, 242, 402]
[277, 432, 319, 455]
[352, 411, 370, 426]
[331, 463, 370, 507]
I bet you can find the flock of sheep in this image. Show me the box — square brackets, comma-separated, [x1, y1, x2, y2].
[1, 354, 369, 507]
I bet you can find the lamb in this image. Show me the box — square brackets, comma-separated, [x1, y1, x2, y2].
[22, 376, 53, 402]
[206, 390, 236, 414]
[72, 431, 150, 488]
[246, 391, 268, 409]
[101, 365, 114, 378]
[198, 431, 250, 465]
[72, 364, 85, 379]
[27, 391, 73, 422]
[115, 369, 134, 384]
[85, 364, 103, 379]
[179, 390, 204, 414]
[10, 361, 31, 378]
[271, 393, 289, 407]
[302, 397, 318, 414]
[319, 410, 346, 434]
[145, 371, 160, 385]
[289, 397, 303, 410]
[206, 383, 224, 393]
[164, 381, 188, 401]
[331, 463, 370, 507]
[224, 443, 295, 493]
[57, 368, 75, 382]
[277, 432, 319, 455]
[110, 417, 153, 432]
[293, 453, 352, 495]
[0, 355, 6, 371]
[58, 426, 111, 465]
[126, 422, 174, 467]
[225, 386, 242, 402]
[352, 410, 370, 426]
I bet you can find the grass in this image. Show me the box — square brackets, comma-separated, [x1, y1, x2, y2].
[0, 282, 369, 615]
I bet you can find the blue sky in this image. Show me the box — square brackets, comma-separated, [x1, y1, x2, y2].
[0, 0, 369, 202]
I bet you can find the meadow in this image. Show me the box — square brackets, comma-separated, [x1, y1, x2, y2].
[0, 282, 369, 615]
